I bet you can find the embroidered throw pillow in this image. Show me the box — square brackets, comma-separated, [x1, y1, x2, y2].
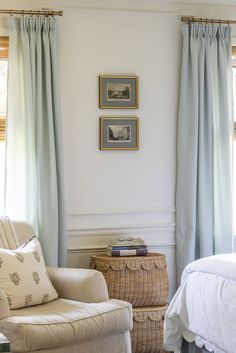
[0, 236, 58, 309]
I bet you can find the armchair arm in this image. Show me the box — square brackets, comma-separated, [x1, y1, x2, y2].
[0, 290, 10, 319]
[47, 267, 109, 303]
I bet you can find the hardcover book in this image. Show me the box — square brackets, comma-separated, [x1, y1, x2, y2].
[108, 245, 147, 250]
[107, 248, 148, 257]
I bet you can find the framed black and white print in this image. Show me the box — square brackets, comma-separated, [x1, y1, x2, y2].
[100, 117, 139, 150]
[99, 76, 139, 109]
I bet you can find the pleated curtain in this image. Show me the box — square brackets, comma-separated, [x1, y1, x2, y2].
[5, 16, 67, 266]
[176, 23, 233, 282]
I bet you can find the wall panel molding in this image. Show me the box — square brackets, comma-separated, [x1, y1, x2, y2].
[67, 208, 176, 250]
[68, 222, 175, 234]
[67, 207, 176, 234]
[68, 207, 176, 216]
[67, 222, 176, 250]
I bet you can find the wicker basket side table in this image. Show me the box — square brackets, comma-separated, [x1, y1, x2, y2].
[132, 305, 168, 353]
[90, 253, 169, 307]
[90, 252, 169, 353]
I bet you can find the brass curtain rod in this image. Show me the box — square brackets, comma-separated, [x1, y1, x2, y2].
[0, 9, 63, 17]
[181, 16, 236, 25]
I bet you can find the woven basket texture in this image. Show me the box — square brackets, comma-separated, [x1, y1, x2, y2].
[131, 305, 168, 353]
[90, 253, 169, 307]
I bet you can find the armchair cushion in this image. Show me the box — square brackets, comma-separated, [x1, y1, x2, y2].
[47, 267, 109, 302]
[0, 237, 58, 309]
[0, 298, 132, 352]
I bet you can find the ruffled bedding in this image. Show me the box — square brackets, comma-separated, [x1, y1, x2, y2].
[164, 254, 236, 353]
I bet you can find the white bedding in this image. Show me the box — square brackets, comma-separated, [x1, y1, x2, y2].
[164, 254, 236, 353]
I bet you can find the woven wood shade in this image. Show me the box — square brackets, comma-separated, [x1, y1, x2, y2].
[0, 36, 8, 59]
[0, 118, 5, 141]
[0, 36, 8, 141]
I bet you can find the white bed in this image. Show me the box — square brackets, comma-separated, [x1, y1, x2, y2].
[164, 253, 236, 353]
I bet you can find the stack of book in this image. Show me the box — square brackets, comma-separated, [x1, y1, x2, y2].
[107, 237, 147, 257]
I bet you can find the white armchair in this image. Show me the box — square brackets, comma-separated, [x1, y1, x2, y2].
[0, 221, 132, 353]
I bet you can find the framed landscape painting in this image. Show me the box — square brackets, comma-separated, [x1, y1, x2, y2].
[99, 75, 139, 109]
[100, 117, 139, 150]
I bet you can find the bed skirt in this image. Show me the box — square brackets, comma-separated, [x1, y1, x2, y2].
[182, 340, 210, 353]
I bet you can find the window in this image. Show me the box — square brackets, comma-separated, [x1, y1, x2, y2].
[0, 36, 8, 214]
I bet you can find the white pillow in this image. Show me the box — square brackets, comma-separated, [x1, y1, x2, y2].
[0, 236, 58, 309]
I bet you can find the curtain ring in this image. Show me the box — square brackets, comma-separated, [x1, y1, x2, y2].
[10, 9, 13, 16]
[30, 10, 33, 17]
[21, 10, 24, 17]
[37, 10, 40, 17]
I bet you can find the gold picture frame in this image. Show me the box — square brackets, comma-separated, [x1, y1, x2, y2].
[99, 75, 139, 109]
[100, 117, 139, 150]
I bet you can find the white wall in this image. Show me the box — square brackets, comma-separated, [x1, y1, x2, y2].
[2, 0, 236, 299]
[57, 2, 236, 299]
[59, 9, 180, 298]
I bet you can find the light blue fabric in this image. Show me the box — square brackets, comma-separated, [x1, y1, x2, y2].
[176, 23, 233, 282]
[5, 17, 67, 266]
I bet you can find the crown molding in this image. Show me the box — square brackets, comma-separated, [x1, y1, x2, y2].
[0, 0, 235, 15]
[39, 0, 236, 12]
